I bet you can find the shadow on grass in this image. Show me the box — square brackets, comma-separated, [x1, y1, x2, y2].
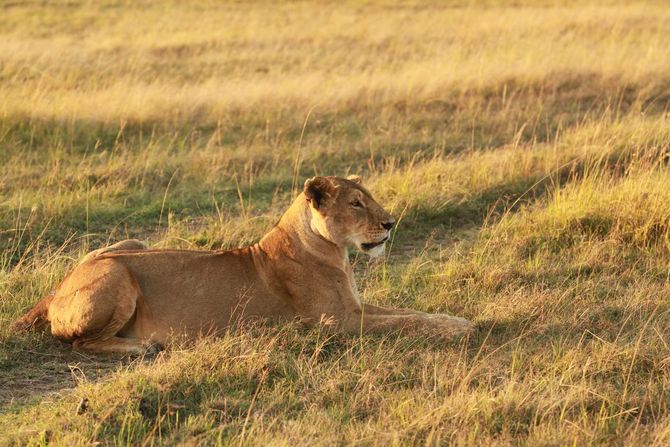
[3, 73, 670, 161]
[391, 143, 643, 253]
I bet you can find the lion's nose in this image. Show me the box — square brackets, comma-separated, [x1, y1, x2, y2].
[382, 220, 395, 231]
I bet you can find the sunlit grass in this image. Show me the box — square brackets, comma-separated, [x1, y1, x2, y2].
[1, 0, 670, 445]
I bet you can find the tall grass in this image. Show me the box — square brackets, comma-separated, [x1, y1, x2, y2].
[1, 0, 670, 445]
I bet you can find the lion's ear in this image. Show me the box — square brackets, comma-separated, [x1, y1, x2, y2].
[346, 174, 362, 184]
[304, 176, 336, 210]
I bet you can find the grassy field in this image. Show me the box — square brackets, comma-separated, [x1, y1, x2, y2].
[2, 0, 670, 444]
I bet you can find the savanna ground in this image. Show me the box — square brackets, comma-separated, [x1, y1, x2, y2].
[1, 0, 670, 445]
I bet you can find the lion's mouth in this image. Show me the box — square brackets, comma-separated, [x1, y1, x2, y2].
[361, 236, 389, 251]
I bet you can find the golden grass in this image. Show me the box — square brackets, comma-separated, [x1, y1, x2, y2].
[1, 0, 670, 445]
[2, 1, 670, 123]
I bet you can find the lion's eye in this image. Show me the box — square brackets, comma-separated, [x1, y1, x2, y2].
[350, 200, 363, 208]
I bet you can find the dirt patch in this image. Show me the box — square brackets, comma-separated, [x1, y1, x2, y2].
[0, 339, 129, 411]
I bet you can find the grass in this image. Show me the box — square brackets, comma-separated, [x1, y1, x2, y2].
[1, 0, 670, 444]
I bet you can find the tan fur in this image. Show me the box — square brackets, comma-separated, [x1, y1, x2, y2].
[12, 176, 472, 354]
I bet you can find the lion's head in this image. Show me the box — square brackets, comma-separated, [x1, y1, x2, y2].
[303, 175, 395, 258]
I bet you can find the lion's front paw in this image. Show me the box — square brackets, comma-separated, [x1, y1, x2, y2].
[428, 314, 474, 337]
[449, 316, 474, 334]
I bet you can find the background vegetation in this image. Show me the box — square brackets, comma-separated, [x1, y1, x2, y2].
[1, 0, 670, 444]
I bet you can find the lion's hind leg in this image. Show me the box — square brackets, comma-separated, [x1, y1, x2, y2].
[73, 337, 161, 356]
[49, 258, 154, 355]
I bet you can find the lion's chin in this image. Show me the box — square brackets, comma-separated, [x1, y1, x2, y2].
[365, 243, 385, 258]
[359, 242, 385, 259]
[359, 235, 389, 259]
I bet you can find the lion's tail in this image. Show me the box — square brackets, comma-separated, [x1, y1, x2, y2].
[11, 291, 55, 332]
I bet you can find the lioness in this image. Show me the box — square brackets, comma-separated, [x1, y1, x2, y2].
[12, 175, 472, 354]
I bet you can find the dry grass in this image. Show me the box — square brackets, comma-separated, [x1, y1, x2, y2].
[1, 0, 670, 445]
